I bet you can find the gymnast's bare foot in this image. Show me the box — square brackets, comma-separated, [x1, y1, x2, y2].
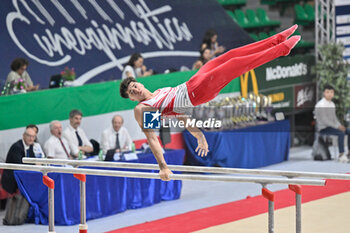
[274, 24, 298, 44]
[282, 35, 301, 56]
[279, 24, 298, 40]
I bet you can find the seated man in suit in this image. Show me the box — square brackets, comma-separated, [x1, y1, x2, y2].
[101, 115, 133, 154]
[44, 121, 73, 159]
[63, 109, 93, 158]
[1, 128, 37, 194]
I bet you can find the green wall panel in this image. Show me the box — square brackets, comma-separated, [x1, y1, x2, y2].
[0, 70, 240, 130]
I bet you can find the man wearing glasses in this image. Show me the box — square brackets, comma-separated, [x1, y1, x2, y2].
[1, 128, 37, 194]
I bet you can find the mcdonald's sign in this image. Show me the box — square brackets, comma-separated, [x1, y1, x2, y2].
[240, 69, 288, 104]
[239, 54, 315, 111]
[240, 69, 259, 98]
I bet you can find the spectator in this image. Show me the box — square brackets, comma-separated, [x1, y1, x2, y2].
[1, 128, 37, 194]
[5, 58, 39, 92]
[44, 121, 71, 159]
[26, 124, 45, 158]
[201, 29, 225, 58]
[315, 84, 350, 163]
[101, 115, 132, 154]
[122, 53, 153, 79]
[26, 124, 39, 134]
[63, 109, 93, 157]
[192, 48, 212, 70]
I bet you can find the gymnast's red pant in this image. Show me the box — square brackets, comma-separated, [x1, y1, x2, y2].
[186, 34, 290, 106]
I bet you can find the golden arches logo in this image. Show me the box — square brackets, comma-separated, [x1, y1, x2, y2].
[240, 69, 259, 98]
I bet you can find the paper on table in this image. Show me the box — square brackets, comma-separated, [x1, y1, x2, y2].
[123, 153, 138, 161]
[113, 153, 121, 161]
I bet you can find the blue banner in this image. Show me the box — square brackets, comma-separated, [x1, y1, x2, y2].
[0, 0, 252, 88]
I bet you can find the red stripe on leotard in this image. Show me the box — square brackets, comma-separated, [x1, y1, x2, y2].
[140, 87, 179, 116]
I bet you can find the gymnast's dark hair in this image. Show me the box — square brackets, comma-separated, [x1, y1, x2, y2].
[120, 77, 136, 98]
[125, 53, 143, 68]
[11, 58, 28, 71]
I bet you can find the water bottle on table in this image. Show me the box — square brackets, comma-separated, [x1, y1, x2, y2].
[98, 149, 104, 161]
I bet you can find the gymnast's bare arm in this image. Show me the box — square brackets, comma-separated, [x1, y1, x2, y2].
[177, 116, 209, 157]
[134, 104, 173, 181]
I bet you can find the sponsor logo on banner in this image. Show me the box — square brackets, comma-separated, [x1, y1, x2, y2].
[260, 87, 294, 110]
[268, 92, 285, 103]
[2, 0, 199, 85]
[1, 0, 247, 87]
[271, 101, 291, 108]
[266, 63, 308, 81]
[294, 83, 316, 109]
[240, 69, 259, 98]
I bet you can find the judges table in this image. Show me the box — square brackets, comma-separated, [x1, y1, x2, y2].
[183, 120, 290, 168]
[14, 149, 184, 226]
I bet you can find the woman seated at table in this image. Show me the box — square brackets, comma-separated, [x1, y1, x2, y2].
[5, 58, 39, 92]
[121, 53, 153, 80]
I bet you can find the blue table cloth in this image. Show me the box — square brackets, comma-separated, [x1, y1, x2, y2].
[14, 149, 184, 225]
[183, 120, 290, 168]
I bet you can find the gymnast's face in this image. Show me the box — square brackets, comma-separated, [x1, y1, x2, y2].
[127, 81, 146, 102]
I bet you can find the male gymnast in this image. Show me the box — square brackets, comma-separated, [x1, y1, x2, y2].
[120, 25, 300, 181]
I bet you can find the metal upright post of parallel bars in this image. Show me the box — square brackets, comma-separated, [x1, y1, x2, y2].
[74, 174, 87, 233]
[289, 185, 302, 233]
[262, 187, 275, 233]
[42, 175, 55, 233]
